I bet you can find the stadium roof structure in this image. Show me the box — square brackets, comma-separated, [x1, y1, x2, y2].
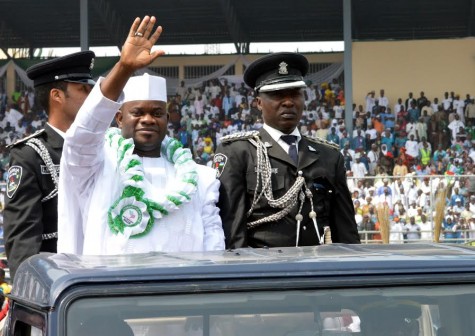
[1, 0, 474, 57]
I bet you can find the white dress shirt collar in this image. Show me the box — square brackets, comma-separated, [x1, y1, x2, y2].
[263, 123, 301, 152]
[47, 123, 66, 138]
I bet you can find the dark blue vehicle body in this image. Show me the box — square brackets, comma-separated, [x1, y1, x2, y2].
[5, 243, 475, 335]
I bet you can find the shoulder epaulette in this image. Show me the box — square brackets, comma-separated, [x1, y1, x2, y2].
[221, 130, 260, 143]
[304, 135, 340, 151]
[7, 129, 45, 149]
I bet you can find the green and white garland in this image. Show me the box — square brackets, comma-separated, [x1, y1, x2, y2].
[106, 127, 198, 238]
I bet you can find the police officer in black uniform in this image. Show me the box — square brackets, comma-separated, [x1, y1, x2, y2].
[4, 51, 95, 279]
[214, 52, 360, 248]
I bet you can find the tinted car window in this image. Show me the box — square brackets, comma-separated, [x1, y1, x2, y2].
[66, 284, 475, 336]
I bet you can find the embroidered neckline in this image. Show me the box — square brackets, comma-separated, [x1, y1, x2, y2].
[106, 128, 198, 238]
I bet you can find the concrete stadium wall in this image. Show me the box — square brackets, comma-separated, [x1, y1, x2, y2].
[6, 39, 474, 108]
[4, 52, 344, 97]
[352, 38, 475, 108]
[152, 52, 344, 77]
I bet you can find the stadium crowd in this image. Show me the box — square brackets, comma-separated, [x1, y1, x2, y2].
[0, 78, 474, 244]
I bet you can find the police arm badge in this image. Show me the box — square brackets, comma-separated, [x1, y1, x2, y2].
[7, 165, 23, 198]
[213, 153, 228, 178]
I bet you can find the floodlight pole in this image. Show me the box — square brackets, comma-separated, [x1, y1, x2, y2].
[80, 0, 89, 51]
[343, 0, 353, 140]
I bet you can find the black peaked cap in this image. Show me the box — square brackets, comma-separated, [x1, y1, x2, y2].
[26, 51, 96, 87]
[244, 52, 309, 93]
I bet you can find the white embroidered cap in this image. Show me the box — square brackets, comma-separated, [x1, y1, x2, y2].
[123, 73, 167, 103]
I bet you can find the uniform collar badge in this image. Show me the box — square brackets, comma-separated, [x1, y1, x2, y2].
[308, 145, 317, 152]
[264, 141, 273, 147]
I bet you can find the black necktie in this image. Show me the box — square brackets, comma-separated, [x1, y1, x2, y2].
[281, 135, 298, 164]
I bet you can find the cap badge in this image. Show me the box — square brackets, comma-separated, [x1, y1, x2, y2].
[278, 61, 288, 75]
[89, 58, 95, 70]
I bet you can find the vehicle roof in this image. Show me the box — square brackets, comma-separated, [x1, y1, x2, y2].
[10, 243, 475, 309]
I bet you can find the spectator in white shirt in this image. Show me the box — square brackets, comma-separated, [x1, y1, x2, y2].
[454, 94, 466, 122]
[421, 101, 434, 117]
[378, 89, 389, 109]
[442, 92, 452, 111]
[448, 114, 465, 144]
[405, 120, 417, 139]
[365, 123, 378, 141]
[393, 98, 403, 114]
[365, 90, 376, 113]
[194, 95, 205, 116]
[351, 153, 368, 179]
[431, 97, 440, 112]
[405, 134, 419, 160]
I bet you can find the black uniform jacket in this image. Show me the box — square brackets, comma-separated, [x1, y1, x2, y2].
[215, 128, 360, 248]
[4, 124, 62, 279]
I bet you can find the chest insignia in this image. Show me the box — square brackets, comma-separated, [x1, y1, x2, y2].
[41, 165, 60, 175]
[254, 167, 278, 174]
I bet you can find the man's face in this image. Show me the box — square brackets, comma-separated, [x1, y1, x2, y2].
[61, 83, 93, 123]
[257, 88, 304, 134]
[116, 100, 168, 157]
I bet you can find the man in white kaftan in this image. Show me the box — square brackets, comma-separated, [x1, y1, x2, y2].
[57, 16, 224, 255]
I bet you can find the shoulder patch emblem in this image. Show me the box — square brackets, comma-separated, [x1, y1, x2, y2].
[213, 153, 228, 178]
[7, 165, 23, 198]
